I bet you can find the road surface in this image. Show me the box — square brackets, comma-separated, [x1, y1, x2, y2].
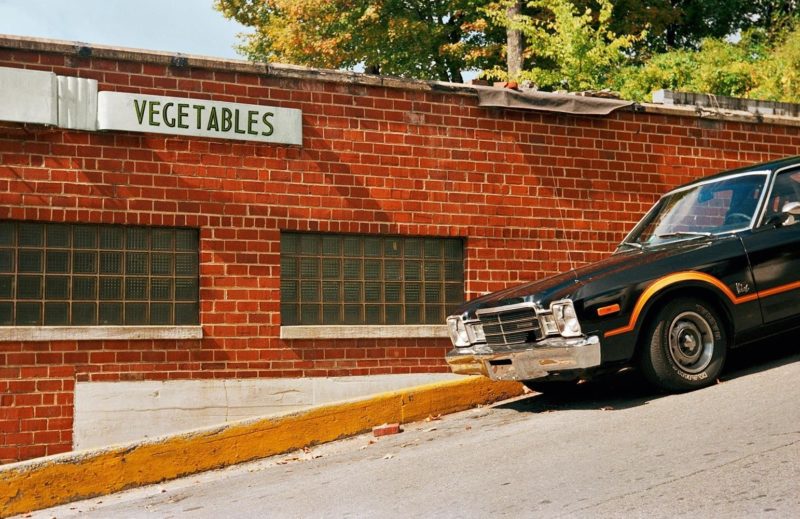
[25, 342, 800, 518]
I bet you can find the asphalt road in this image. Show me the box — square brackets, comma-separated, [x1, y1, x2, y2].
[26, 342, 800, 519]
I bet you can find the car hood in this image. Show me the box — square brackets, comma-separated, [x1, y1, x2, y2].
[454, 238, 724, 318]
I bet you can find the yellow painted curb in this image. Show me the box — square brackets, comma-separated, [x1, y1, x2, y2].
[0, 377, 523, 517]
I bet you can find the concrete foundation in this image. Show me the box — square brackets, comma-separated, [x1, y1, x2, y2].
[73, 373, 461, 449]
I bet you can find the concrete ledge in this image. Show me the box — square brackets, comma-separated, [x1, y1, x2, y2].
[0, 325, 203, 342]
[653, 89, 800, 117]
[4, 35, 800, 128]
[280, 324, 449, 340]
[0, 376, 523, 517]
[0, 34, 473, 96]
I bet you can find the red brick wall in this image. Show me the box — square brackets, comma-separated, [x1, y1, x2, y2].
[0, 348, 74, 461]
[1, 40, 799, 462]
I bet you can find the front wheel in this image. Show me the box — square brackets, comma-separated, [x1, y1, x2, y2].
[639, 298, 727, 392]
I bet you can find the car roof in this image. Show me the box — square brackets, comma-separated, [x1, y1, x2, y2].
[670, 156, 800, 193]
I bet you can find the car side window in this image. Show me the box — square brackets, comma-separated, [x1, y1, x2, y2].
[764, 170, 800, 226]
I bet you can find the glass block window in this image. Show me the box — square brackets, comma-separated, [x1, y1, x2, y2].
[281, 233, 464, 325]
[0, 221, 199, 326]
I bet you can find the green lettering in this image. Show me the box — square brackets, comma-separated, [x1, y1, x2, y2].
[177, 103, 189, 129]
[134, 99, 147, 125]
[247, 110, 258, 135]
[233, 109, 246, 134]
[207, 107, 219, 131]
[148, 101, 161, 127]
[163, 102, 175, 128]
[261, 112, 274, 136]
[221, 108, 233, 132]
[194, 105, 205, 129]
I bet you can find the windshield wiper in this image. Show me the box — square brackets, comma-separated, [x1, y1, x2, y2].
[656, 231, 712, 240]
[619, 241, 643, 249]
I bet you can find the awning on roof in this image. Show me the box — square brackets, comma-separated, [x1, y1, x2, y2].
[477, 88, 634, 116]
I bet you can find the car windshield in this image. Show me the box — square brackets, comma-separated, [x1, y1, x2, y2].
[624, 173, 767, 246]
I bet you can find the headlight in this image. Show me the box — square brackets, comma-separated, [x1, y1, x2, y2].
[551, 300, 582, 338]
[446, 316, 471, 347]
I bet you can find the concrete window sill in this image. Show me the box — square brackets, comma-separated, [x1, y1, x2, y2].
[280, 325, 449, 340]
[0, 326, 203, 342]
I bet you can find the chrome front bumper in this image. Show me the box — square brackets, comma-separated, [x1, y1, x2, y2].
[446, 335, 602, 381]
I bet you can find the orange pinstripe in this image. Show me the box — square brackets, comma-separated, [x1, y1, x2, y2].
[604, 271, 767, 338]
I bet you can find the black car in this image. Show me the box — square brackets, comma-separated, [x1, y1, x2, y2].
[446, 156, 800, 392]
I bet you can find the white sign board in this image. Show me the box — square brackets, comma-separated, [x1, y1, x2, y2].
[0, 67, 57, 125]
[97, 92, 302, 145]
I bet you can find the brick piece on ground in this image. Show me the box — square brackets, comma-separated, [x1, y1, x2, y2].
[373, 423, 402, 437]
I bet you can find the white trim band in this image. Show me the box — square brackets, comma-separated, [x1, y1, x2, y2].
[0, 326, 203, 342]
[280, 325, 449, 340]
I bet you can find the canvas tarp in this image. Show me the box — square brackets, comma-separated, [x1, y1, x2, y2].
[477, 88, 633, 116]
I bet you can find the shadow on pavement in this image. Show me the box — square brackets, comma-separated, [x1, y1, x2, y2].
[722, 332, 800, 382]
[498, 332, 800, 414]
[497, 369, 661, 413]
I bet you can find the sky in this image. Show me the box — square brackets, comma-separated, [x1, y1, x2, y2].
[0, 0, 247, 60]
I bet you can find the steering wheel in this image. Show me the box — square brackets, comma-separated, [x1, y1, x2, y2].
[725, 213, 751, 225]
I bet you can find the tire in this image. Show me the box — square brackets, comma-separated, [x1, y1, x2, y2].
[639, 297, 727, 392]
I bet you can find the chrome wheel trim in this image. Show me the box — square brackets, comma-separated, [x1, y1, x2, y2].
[668, 311, 714, 374]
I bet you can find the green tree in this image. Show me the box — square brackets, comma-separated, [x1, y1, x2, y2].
[751, 24, 800, 102]
[609, 0, 754, 52]
[214, 0, 504, 82]
[614, 23, 800, 103]
[613, 38, 761, 101]
[485, 0, 643, 91]
[748, 1, 800, 34]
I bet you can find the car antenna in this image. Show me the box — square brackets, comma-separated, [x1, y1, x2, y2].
[548, 165, 577, 273]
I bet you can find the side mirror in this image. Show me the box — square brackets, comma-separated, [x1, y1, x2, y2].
[781, 201, 800, 216]
[767, 201, 800, 228]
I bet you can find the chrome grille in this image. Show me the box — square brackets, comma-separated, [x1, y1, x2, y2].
[476, 304, 543, 347]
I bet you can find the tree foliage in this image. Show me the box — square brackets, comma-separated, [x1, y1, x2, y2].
[748, 0, 800, 34]
[484, 0, 643, 91]
[615, 22, 800, 103]
[609, 0, 754, 52]
[214, 0, 800, 103]
[752, 23, 800, 102]
[214, 0, 504, 82]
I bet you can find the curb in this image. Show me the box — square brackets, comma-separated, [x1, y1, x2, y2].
[0, 376, 523, 517]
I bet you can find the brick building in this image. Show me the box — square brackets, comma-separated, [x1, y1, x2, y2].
[1, 35, 800, 463]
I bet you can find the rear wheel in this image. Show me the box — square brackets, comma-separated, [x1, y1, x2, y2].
[639, 298, 727, 392]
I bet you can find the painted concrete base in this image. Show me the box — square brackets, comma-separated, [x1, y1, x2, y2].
[74, 374, 461, 449]
[1, 377, 524, 518]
